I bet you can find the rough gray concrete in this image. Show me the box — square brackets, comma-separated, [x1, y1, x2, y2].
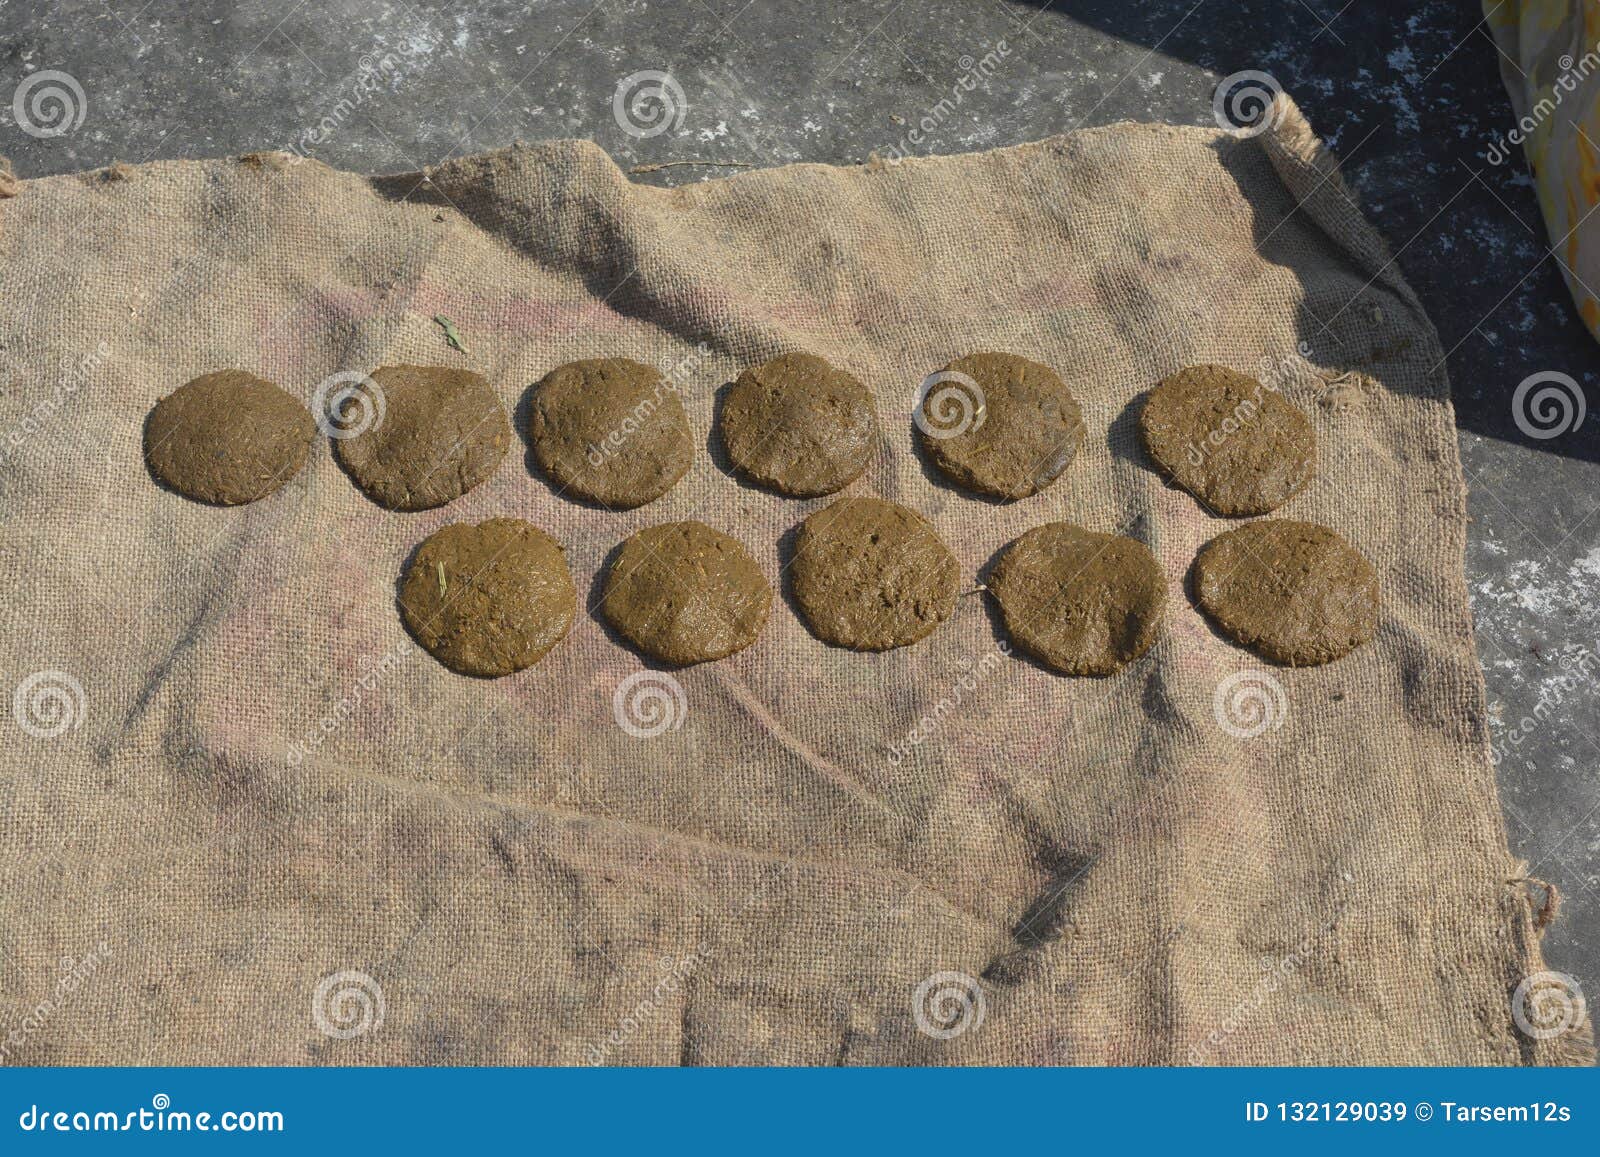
[3, 1, 1596, 1009]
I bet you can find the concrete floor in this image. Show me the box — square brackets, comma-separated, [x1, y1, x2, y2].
[4, 1, 1596, 1006]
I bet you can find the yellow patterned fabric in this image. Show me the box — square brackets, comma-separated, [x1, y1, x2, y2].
[1486, 0, 1600, 335]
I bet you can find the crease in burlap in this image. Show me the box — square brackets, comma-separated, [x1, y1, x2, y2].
[0, 93, 1590, 1066]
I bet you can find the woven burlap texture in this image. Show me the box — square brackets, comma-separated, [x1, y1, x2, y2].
[0, 94, 1589, 1065]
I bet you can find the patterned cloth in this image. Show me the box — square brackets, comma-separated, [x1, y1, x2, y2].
[1486, 0, 1600, 334]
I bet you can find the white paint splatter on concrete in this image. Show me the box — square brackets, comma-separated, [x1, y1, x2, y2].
[1386, 45, 1419, 84]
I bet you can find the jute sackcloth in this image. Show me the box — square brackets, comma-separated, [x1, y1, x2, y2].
[0, 94, 1589, 1065]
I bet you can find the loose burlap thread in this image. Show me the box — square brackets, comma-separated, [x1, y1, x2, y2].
[0, 95, 1590, 1065]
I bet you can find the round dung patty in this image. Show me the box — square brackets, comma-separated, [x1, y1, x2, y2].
[528, 358, 694, 508]
[1139, 364, 1315, 516]
[333, 365, 510, 511]
[790, 497, 959, 650]
[1193, 519, 1378, 666]
[719, 352, 878, 497]
[144, 370, 314, 505]
[916, 352, 1085, 500]
[602, 521, 771, 665]
[989, 522, 1166, 676]
[398, 518, 576, 677]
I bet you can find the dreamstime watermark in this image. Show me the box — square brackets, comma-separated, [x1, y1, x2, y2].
[579, 864, 795, 1064]
[913, 369, 986, 439]
[912, 971, 987, 1040]
[878, 42, 1012, 163]
[1511, 370, 1587, 440]
[1491, 647, 1598, 766]
[1212, 670, 1287, 739]
[586, 342, 709, 467]
[283, 36, 442, 161]
[11, 69, 86, 138]
[612, 670, 687, 738]
[312, 370, 386, 439]
[1483, 44, 1600, 165]
[0, 942, 112, 1064]
[1187, 909, 1339, 1063]
[585, 943, 715, 1064]
[12, 670, 86, 739]
[1181, 369, 1286, 470]
[311, 969, 385, 1040]
[286, 641, 417, 766]
[886, 642, 1010, 764]
[0, 342, 112, 467]
[1260, 341, 1368, 404]
[16, 1094, 283, 1134]
[613, 70, 687, 138]
[1511, 970, 1586, 1041]
[1212, 70, 1285, 138]
[1255, 341, 1314, 387]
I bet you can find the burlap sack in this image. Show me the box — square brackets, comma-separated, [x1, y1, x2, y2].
[0, 95, 1590, 1066]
